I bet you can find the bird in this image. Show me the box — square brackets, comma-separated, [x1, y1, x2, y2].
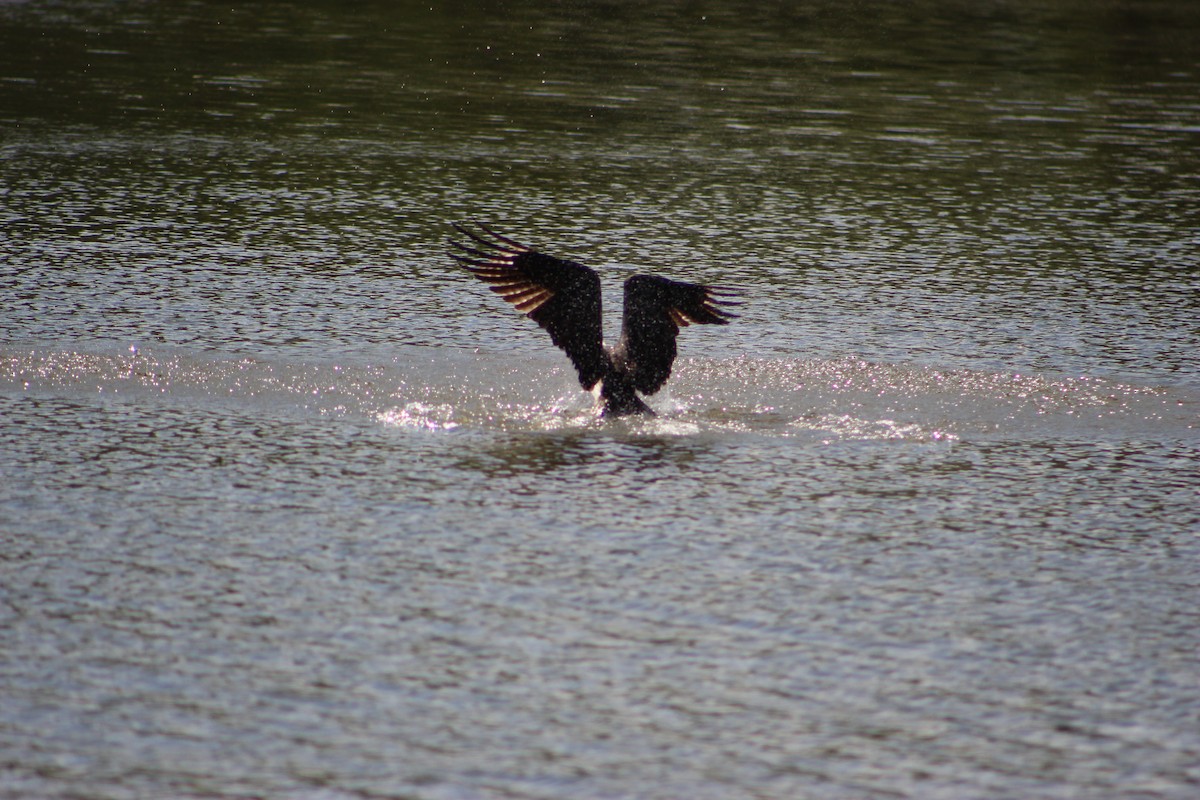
[448, 222, 742, 417]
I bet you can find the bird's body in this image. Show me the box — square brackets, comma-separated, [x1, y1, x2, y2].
[449, 223, 741, 417]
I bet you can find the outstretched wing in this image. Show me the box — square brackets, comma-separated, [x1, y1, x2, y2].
[449, 222, 607, 390]
[617, 274, 741, 395]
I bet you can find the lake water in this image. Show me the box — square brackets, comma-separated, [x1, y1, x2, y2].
[2, 1, 1199, 798]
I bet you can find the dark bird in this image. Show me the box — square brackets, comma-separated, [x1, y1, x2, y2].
[449, 222, 742, 417]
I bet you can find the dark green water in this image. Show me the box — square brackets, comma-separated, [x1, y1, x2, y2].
[2, 2, 1198, 798]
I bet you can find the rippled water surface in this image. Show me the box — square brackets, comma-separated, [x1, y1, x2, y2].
[2, 2, 1199, 798]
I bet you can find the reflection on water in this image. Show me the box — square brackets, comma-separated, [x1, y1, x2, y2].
[453, 428, 719, 486]
[2, 0, 1199, 798]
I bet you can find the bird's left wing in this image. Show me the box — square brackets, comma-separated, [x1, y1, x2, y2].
[618, 274, 741, 395]
[449, 223, 607, 390]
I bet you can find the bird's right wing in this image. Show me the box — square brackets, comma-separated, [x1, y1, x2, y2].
[449, 223, 607, 390]
[619, 274, 741, 395]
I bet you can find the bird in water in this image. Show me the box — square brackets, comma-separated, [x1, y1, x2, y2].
[449, 222, 742, 417]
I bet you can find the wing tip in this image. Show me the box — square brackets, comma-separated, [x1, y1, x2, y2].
[705, 286, 743, 321]
[449, 220, 530, 255]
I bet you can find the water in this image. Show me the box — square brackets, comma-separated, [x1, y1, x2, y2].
[2, 1, 1199, 798]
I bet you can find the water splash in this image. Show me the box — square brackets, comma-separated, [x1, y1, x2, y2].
[378, 402, 462, 431]
[791, 413, 958, 442]
[4, 346, 1193, 442]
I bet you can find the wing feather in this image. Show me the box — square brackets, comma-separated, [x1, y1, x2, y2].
[449, 223, 607, 390]
[617, 274, 742, 395]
